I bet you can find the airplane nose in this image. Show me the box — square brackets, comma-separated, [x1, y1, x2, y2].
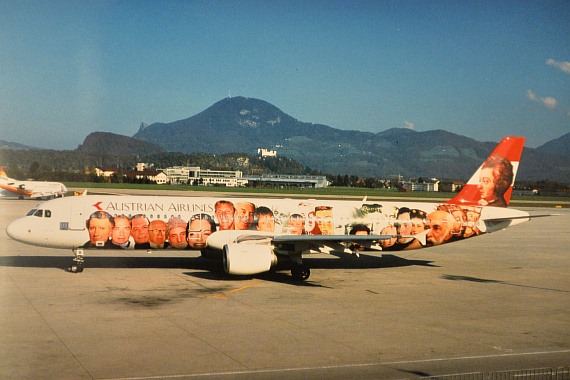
[6, 218, 30, 244]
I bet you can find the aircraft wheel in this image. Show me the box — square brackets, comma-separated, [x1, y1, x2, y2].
[69, 264, 84, 273]
[291, 265, 310, 281]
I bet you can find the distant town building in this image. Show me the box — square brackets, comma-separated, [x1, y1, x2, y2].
[94, 167, 119, 178]
[126, 169, 167, 184]
[136, 162, 153, 171]
[400, 179, 440, 192]
[258, 148, 277, 158]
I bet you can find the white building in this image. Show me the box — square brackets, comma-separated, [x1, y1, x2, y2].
[258, 148, 277, 157]
[161, 166, 246, 187]
[401, 179, 440, 192]
[190, 168, 247, 187]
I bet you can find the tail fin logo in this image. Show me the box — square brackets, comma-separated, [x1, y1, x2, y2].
[447, 136, 525, 207]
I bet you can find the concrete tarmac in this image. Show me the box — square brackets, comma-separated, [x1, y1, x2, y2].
[1, 199, 569, 379]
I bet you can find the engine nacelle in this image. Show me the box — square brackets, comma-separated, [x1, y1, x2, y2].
[223, 243, 277, 275]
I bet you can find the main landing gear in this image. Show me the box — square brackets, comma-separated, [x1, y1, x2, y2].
[68, 248, 84, 273]
[291, 264, 311, 281]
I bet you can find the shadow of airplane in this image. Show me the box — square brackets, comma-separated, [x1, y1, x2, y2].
[0, 253, 436, 284]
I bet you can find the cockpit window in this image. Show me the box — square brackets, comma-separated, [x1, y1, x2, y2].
[27, 209, 38, 216]
[34, 209, 43, 217]
[45, 210, 51, 218]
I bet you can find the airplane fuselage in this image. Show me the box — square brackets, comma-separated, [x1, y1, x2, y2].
[6, 194, 529, 251]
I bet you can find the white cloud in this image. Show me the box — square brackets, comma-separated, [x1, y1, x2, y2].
[526, 90, 558, 109]
[546, 58, 570, 74]
[404, 120, 415, 130]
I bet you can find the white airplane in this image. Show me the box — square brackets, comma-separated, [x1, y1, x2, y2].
[6, 137, 534, 280]
[0, 167, 67, 199]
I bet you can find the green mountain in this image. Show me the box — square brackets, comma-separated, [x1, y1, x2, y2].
[77, 132, 165, 156]
[536, 132, 570, 158]
[132, 96, 570, 181]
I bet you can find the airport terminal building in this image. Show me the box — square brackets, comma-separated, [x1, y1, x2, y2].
[243, 174, 328, 188]
[96, 164, 328, 188]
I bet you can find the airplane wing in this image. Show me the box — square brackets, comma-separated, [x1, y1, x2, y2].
[209, 230, 396, 251]
[272, 234, 396, 244]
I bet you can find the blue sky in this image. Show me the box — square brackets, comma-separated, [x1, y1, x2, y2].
[1, 0, 569, 150]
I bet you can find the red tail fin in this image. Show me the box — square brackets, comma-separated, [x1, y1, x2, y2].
[0, 167, 7, 178]
[446, 136, 525, 207]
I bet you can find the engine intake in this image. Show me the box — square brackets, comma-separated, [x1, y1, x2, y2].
[223, 243, 277, 275]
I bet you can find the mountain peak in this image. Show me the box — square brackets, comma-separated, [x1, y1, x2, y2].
[78, 132, 165, 156]
[129, 97, 570, 181]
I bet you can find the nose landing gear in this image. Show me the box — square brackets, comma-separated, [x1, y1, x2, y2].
[68, 248, 84, 273]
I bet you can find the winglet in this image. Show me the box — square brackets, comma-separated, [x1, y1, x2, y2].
[446, 136, 525, 207]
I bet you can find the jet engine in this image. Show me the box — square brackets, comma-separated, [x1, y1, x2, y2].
[223, 243, 277, 275]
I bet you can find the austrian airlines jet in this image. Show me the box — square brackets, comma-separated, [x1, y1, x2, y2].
[0, 167, 67, 200]
[6, 137, 531, 280]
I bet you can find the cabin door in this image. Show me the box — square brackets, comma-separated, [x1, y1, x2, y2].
[69, 197, 87, 231]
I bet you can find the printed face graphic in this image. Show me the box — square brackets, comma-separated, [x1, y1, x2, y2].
[131, 217, 149, 243]
[396, 213, 412, 235]
[187, 219, 212, 249]
[426, 211, 453, 246]
[411, 218, 426, 235]
[257, 214, 275, 232]
[315, 208, 333, 235]
[289, 215, 305, 235]
[235, 203, 255, 230]
[168, 226, 188, 249]
[478, 167, 495, 202]
[112, 217, 131, 245]
[450, 210, 465, 234]
[215, 203, 235, 230]
[88, 218, 112, 245]
[148, 220, 167, 245]
[305, 211, 317, 232]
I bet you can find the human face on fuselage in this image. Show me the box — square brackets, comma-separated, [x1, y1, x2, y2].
[396, 213, 412, 235]
[450, 209, 465, 235]
[168, 226, 188, 249]
[88, 218, 113, 245]
[257, 214, 275, 232]
[187, 219, 212, 249]
[235, 203, 255, 230]
[215, 202, 235, 230]
[426, 211, 453, 246]
[411, 218, 426, 235]
[148, 220, 167, 245]
[112, 216, 131, 245]
[130, 216, 149, 244]
[478, 167, 496, 203]
[304, 211, 317, 233]
[315, 208, 333, 235]
[289, 215, 304, 235]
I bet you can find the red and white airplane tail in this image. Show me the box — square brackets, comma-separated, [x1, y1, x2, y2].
[0, 167, 8, 179]
[446, 136, 525, 207]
